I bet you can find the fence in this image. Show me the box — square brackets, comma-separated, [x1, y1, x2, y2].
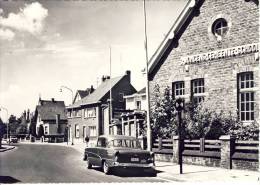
[152, 135, 259, 171]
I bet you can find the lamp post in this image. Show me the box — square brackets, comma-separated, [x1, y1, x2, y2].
[60, 85, 74, 105]
[174, 98, 185, 174]
[0, 106, 9, 145]
[60, 85, 74, 145]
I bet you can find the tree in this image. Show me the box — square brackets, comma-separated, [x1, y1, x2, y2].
[150, 84, 177, 138]
[0, 118, 6, 148]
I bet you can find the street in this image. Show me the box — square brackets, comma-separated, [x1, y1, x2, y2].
[0, 144, 165, 183]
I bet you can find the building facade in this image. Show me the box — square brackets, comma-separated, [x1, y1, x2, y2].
[66, 71, 136, 145]
[121, 88, 147, 138]
[148, 0, 259, 124]
[33, 98, 68, 140]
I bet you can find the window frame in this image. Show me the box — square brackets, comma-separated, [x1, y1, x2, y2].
[89, 126, 97, 137]
[172, 81, 185, 99]
[212, 18, 229, 38]
[75, 124, 80, 138]
[191, 78, 205, 104]
[237, 72, 255, 122]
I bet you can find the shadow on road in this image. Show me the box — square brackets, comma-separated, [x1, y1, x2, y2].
[0, 176, 21, 183]
[90, 166, 159, 177]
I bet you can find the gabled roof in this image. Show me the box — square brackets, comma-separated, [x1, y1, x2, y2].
[124, 87, 146, 99]
[67, 75, 125, 109]
[148, 0, 198, 74]
[137, 87, 146, 94]
[36, 100, 67, 121]
[73, 88, 94, 104]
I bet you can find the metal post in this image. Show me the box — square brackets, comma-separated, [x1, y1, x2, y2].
[178, 110, 183, 174]
[143, 0, 152, 152]
[60, 86, 74, 145]
[174, 98, 184, 174]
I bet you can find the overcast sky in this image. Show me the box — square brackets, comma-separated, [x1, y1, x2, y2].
[0, 0, 187, 120]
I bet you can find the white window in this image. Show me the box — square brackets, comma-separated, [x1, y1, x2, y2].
[74, 109, 81, 117]
[173, 81, 185, 99]
[136, 100, 141, 110]
[238, 72, 255, 121]
[75, 124, 80, 138]
[89, 126, 97, 137]
[191, 78, 205, 104]
[84, 107, 96, 118]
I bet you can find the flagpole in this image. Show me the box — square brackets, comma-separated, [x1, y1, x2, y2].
[109, 46, 113, 135]
[143, 0, 152, 151]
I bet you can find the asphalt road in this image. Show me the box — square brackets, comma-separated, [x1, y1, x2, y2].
[0, 143, 165, 183]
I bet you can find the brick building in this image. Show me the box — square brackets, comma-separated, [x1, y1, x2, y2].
[66, 71, 136, 145]
[148, 0, 259, 124]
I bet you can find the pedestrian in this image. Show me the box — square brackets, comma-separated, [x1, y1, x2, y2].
[85, 136, 89, 147]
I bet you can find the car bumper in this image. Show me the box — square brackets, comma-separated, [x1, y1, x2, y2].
[112, 162, 154, 168]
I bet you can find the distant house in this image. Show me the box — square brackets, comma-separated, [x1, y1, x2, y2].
[121, 87, 147, 138]
[33, 98, 67, 141]
[73, 87, 95, 104]
[66, 70, 136, 145]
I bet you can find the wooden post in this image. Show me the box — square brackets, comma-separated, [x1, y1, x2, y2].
[200, 138, 205, 152]
[158, 137, 162, 150]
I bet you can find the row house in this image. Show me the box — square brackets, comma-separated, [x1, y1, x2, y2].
[148, 0, 259, 124]
[66, 70, 136, 146]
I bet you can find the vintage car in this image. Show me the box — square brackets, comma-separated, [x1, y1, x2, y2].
[84, 135, 155, 175]
[9, 136, 18, 143]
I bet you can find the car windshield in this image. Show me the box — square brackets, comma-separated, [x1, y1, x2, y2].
[107, 139, 141, 149]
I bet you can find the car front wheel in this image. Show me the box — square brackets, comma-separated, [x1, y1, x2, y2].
[86, 158, 92, 169]
[102, 161, 111, 175]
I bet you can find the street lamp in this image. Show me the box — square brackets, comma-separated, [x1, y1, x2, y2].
[60, 85, 74, 105]
[0, 106, 9, 145]
[59, 85, 74, 145]
[174, 98, 185, 174]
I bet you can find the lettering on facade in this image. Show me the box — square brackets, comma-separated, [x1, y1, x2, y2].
[181, 43, 259, 65]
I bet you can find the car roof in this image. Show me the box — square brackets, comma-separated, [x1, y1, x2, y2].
[98, 135, 137, 140]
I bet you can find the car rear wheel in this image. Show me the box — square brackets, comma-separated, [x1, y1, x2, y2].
[102, 161, 111, 175]
[86, 158, 92, 169]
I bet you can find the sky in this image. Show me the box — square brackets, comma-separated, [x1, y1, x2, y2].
[0, 0, 187, 121]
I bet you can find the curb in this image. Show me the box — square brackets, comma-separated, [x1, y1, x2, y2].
[0, 146, 15, 152]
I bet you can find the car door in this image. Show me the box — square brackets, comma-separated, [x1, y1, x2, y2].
[95, 137, 107, 166]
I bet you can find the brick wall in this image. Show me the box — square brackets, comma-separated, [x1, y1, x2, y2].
[149, 0, 259, 121]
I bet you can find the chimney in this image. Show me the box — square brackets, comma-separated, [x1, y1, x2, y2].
[102, 75, 106, 82]
[51, 98, 55, 102]
[125, 70, 131, 82]
[90, 85, 95, 93]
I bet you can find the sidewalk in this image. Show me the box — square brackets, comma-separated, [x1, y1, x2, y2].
[0, 145, 15, 152]
[155, 161, 260, 183]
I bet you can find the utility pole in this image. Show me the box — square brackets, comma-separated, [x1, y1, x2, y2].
[109, 46, 113, 135]
[143, 0, 152, 151]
